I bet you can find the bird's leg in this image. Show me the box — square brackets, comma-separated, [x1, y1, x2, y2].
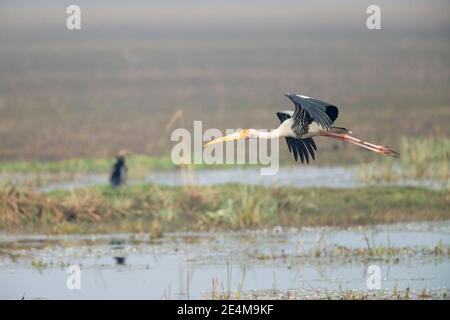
[342, 134, 387, 150]
[345, 133, 399, 157]
[321, 131, 399, 158]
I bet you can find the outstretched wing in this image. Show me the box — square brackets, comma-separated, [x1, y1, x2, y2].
[285, 93, 338, 131]
[276, 111, 317, 164]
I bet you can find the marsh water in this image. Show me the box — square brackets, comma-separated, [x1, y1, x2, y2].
[1, 167, 449, 299]
[2, 166, 447, 192]
[1, 221, 449, 299]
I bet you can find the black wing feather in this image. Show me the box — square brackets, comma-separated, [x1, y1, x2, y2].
[286, 94, 339, 130]
[276, 112, 292, 123]
[277, 111, 316, 164]
[286, 138, 299, 161]
[284, 137, 292, 153]
[295, 139, 306, 163]
[297, 140, 309, 163]
[303, 138, 316, 161]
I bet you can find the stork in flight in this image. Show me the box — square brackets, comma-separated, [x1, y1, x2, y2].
[204, 93, 399, 163]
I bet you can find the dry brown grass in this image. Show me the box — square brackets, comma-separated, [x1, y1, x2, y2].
[1, 184, 449, 234]
[0, 186, 125, 233]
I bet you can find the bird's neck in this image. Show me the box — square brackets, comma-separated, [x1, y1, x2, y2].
[251, 128, 283, 140]
[250, 120, 293, 139]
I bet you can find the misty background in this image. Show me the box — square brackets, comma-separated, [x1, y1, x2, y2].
[0, 0, 449, 161]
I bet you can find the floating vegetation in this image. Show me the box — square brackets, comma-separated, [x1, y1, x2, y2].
[246, 242, 449, 264]
[31, 259, 48, 270]
[237, 287, 448, 300]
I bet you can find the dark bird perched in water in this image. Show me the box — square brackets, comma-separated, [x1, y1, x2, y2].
[110, 149, 130, 187]
[114, 256, 126, 265]
[204, 93, 399, 163]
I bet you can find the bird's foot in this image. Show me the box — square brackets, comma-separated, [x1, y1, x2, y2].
[377, 145, 400, 158]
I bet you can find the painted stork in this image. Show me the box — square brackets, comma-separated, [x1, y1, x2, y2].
[204, 93, 399, 163]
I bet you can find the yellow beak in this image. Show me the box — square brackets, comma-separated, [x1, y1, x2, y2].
[203, 130, 249, 148]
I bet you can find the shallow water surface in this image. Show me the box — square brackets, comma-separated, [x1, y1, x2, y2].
[0, 221, 449, 299]
[2, 166, 446, 192]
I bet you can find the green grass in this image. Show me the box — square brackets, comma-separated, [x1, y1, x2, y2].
[360, 136, 450, 183]
[0, 155, 175, 176]
[1, 184, 449, 234]
[0, 154, 273, 175]
[2, 136, 446, 178]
